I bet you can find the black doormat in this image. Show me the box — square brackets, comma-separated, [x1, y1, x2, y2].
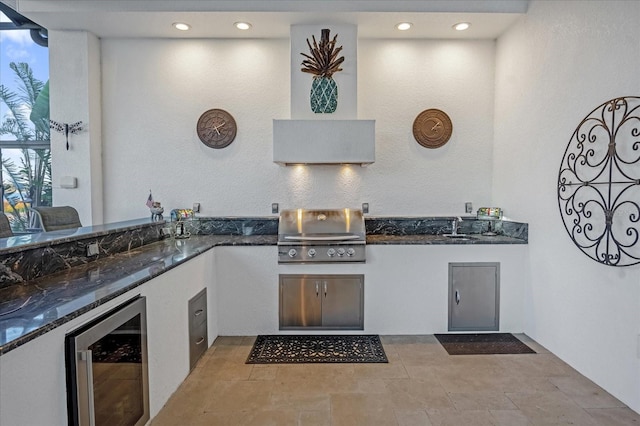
[435, 333, 536, 355]
[246, 335, 388, 364]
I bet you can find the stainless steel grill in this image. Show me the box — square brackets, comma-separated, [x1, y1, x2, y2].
[277, 209, 366, 263]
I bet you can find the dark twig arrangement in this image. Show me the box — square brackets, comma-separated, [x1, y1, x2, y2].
[301, 29, 344, 78]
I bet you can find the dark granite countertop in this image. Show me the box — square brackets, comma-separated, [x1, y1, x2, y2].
[0, 234, 276, 355]
[0, 218, 164, 255]
[0, 219, 527, 356]
[367, 234, 527, 245]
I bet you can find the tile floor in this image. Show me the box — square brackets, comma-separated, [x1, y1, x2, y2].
[151, 335, 640, 426]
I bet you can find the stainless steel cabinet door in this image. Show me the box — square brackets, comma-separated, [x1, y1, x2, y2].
[279, 274, 364, 330]
[280, 275, 322, 328]
[322, 276, 364, 329]
[448, 263, 500, 331]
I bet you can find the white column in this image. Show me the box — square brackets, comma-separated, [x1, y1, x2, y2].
[48, 30, 103, 226]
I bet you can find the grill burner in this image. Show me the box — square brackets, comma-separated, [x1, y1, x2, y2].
[278, 209, 366, 263]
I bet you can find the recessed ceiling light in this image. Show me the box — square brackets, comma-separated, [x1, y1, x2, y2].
[234, 22, 252, 30]
[173, 22, 191, 31]
[453, 22, 471, 31]
[395, 22, 413, 31]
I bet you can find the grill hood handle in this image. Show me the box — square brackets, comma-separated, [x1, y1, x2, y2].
[283, 235, 362, 241]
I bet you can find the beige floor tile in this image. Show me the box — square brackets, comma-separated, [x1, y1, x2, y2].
[203, 380, 274, 413]
[395, 409, 433, 425]
[249, 365, 278, 381]
[276, 363, 355, 381]
[507, 390, 600, 425]
[199, 359, 254, 380]
[269, 390, 330, 411]
[426, 408, 501, 426]
[496, 353, 579, 379]
[383, 378, 454, 410]
[355, 378, 390, 393]
[330, 392, 401, 426]
[299, 410, 331, 426]
[489, 409, 533, 425]
[242, 409, 300, 425]
[585, 407, 640, 425]
[435, 369, 509, 393]
[273, 375, 361, 395]
[448, 391, 518, 410]
[550, 376, 626, 409]
[352, 361, 409, 379]
[151, 335, 640, 426]
[187, 409, 299, 426]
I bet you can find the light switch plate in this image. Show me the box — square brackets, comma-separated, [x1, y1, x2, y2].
[465, 202, 473, 214]
[271, 203, 279, 214]
[60, 176, 77, 189]
[193, 202, 200, 213]
[362, 203, 369, 214]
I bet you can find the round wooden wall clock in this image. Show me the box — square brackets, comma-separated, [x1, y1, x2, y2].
[412, 109, 453, 149]
[196, 109, 237, 149]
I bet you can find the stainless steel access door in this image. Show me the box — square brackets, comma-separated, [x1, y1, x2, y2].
[448, 262, 500, 331]
[279, 274, 364, 330]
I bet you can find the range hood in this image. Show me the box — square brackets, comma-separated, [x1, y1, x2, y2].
[273, 24, 375, 166]
[273, 119, 375, 166]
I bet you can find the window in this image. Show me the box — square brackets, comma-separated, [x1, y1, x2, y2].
[0, 5, 50, 233]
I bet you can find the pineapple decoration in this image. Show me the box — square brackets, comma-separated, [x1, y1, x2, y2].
[301, 29, 345, 113]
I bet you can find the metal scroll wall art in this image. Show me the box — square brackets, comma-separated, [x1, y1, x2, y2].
[557, 96, 640, 267]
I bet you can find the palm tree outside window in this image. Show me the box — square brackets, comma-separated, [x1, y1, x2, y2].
[0, 4, 50, 233]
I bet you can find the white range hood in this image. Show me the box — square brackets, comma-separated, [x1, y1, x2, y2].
[273, 24, 375, 166]
[273, 119, 375, 165]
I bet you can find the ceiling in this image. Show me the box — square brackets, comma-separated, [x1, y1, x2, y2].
[6, 0, 529, 40]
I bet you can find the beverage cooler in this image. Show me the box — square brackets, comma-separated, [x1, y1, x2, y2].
[65, 296, 149, 426]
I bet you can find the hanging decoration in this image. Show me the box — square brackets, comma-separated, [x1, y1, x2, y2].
[49, 120, 84, 150]
[557, 96, 640, 267]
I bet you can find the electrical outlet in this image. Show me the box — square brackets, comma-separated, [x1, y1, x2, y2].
[86, 242, 99, 257]
[362, 203, 369, 214]
[271, 203, 279, 214]
[193, 202, 200, 213]
[465, 202, 473, 214]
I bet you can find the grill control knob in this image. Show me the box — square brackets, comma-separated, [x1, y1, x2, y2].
[346, 248, 356, 257]
[288, 248, 297, 258]
[307, 248, 317, 258]
[337, 248, 346, 257]
[327, 248, 336, 257]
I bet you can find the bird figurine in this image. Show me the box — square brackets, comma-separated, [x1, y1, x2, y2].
[49, 120, 84, 150]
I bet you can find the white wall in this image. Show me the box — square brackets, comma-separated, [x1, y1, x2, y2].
[49, 30, 103, 226]
[99, 37, 495, 220]
[493, 0, 640, 413]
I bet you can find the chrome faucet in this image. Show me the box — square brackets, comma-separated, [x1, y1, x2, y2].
[451, 217, 462, 235]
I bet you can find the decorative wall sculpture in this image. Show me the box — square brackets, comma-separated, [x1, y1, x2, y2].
[300, 29, 344, 114]
[557, 96, 640, 266]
